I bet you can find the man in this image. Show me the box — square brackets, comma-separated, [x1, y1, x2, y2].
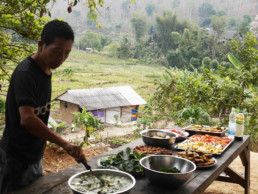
[0, 20, 86, 193]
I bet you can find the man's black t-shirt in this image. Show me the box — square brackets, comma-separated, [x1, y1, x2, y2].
[0, 56, 51, 164]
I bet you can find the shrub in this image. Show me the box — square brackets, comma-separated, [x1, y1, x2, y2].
[175, 106, 213, 126]
[103, 42, 119, 57]
[220, 61, 231, 69]
[190, 57, 200, 69]
[202, 57, 211, 68]
[166, 49, 183, 68]
[210, 59, 219, 69]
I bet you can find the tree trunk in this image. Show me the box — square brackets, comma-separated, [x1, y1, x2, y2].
[212, 42, 217, 59]
[218, 108, 223, 124]
[84, 128, 89, 145]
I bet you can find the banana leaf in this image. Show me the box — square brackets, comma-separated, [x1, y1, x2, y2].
[227, 53, 242, 70]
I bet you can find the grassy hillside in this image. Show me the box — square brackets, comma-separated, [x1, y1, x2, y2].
[52, 49, 167, 103]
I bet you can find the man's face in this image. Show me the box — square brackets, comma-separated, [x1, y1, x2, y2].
[40, 37, 73, 69]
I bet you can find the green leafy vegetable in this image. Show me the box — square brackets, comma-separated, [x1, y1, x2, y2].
[99, 147, 146, 174]
[160, 167, 181, 173]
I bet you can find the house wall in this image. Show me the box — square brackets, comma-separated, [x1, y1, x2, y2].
[59, 101, 139, 124]
[105, 107, 120, 124]
[91, 109, 105, 123]
[60, 101, 80, 124]
[121, 106, 132, 123]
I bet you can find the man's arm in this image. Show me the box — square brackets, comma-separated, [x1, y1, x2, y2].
[19, 106, 86, 163]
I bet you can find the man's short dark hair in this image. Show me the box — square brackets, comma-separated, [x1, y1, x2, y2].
[41, 20, 74, 46]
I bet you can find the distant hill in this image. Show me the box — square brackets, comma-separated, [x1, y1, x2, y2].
[49, 0, 258, 38]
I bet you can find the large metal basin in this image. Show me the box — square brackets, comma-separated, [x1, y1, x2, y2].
[140, 155, 196, 187]
[68, 169, 136, 194]
[140, 129, 177, 148]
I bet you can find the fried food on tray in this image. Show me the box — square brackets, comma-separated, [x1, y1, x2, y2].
[133, 145, 172, 156]
[188, 125, 226, 133]
[177, 151, 215, 167]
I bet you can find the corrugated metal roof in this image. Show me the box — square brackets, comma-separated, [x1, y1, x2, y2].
[55, 86, 147, 110]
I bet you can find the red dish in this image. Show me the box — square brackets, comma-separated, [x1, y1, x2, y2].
[189, 135, 232, 149]
[166, 129, 189, 139]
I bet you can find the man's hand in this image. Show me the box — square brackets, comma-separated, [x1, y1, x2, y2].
[19, 106, 87, 164]
[63, 143, 87, 164]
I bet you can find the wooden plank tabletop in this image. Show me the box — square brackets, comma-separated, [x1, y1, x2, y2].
[14, 135, 250, 194]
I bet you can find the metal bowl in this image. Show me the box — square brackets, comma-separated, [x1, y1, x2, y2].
[68, 169, 136, 194]
[140, 155, 196, 187]
[140, 129, 177, 147]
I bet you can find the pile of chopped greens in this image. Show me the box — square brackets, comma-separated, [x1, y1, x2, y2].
[159, 167, 181, 173]
[99, 147, 146, 174]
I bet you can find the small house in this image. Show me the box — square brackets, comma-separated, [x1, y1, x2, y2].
[54, 86, 147, 124]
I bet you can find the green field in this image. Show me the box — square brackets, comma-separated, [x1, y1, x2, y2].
[52, 49, 167, 102]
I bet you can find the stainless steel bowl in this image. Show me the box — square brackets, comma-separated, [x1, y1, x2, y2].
[140, 129, 177, 147]
[68, 169, 136, 194]
[140, 155, 196, 187]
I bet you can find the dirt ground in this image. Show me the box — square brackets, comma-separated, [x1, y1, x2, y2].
[42, 143, 111, 174]
[204, 151, 258, 193]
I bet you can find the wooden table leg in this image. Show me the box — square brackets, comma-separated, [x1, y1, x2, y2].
[239, 143, 250, 194]
[216, 142, 250, 194]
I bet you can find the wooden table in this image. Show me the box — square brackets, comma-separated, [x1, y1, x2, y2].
[15, 135, 250, 194]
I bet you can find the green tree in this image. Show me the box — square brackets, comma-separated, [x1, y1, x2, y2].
[0, 0, 109, 90]
[153, 67, 242, 124]
[166, 49, 183, 68]
[72, 108, 103, 146]
[211, 16, 227, 38]
[216, 10, 226, 17]
[145, 3, 155, 17]
[103, 42, 119, 57]
[226, 33, 258, 109]
[99, 34, 112, 48]
[79, 31, 102, 51]
[210, 59, 219, 69]
[228, 17, 237, 29]
[63, 68, 74, 90]
[202, 57, 211, 68]
[198, 3, 216, 19]
[118, 36, 131, 59]
[190, 57, 200, 68]
[0, 0, 50, 88]
[170, 32, 181, 49]
[155, 11, 190, 53]
[239, 14, 252, 35]
[210, 16, 227, 58]
[131, 12, 147, 41]
[220, 61, 231, 69]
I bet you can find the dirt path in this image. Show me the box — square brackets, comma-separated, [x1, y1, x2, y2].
[204, 152, 258, 193]
[61, 124, 136, 142]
